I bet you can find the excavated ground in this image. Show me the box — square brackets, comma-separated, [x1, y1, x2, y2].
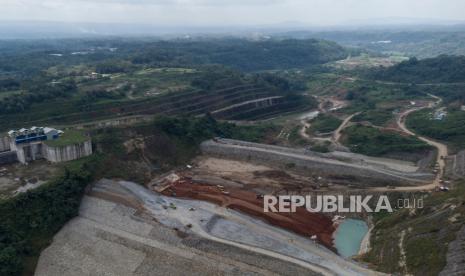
[160, 177, 335, 249]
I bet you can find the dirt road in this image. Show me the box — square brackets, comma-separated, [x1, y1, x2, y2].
[299, 97, 353, 144]
[299, 119, 332, 143]
[397, 102, 448, 187]
[332, 112, 360, 144]
[369, 95, 448, 192]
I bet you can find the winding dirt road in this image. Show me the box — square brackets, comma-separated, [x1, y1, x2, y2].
[300, 93, 448, 192]
[371, 94, 448, 192]
[299, 97, 353, 145]
[397, 99, 448, 187]
[332, 112, 360, 145]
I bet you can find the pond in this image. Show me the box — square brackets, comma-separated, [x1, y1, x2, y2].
[333, 218, 368, 258]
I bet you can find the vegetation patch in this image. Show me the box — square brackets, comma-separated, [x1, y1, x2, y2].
[352, 109, 394, 126]
[364, 183, 465, 275]
[407, 109, 465, 152]
[372, 55, 465, 83]
[341, 125, 431, 157]
[92, 115, 278, 183]
[343, 82, 425, 114]
[0, 157, 99, 276]
[310, 141, 331, 153]
[308, 114, 342, 134]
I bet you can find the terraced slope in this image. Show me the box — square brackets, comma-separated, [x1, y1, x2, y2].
[0, 81, 310, 130]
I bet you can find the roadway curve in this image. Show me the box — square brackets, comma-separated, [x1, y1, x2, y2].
[396, 97, 448, 187]
[299, 97, 353, 144]
[370, 95, 448, 192]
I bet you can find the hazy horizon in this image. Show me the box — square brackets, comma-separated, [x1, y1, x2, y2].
[1, 0, 465, 27]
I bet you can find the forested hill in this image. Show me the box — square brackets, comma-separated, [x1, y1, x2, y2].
[209, 39, 348, 71]
[130, 38, 349, 71]
[0, 38, 348, 75]
[372, 55, 465, 83]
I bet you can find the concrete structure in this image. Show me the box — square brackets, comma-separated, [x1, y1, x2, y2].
[44, 140, 92, 163]
[2, 126, 92, 164]
[0, 136, 10, 152]
[201, 138, 433, 186]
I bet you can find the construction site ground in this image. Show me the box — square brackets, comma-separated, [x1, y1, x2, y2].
[0, 160, 59, 199]
[35, 179, 384, 276]
[178, 156, 363, 195]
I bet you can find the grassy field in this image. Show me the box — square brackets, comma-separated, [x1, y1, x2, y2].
[75, 66, 199, 99]
[44, 130, 88, 147]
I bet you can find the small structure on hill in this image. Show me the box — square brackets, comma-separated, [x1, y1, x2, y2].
[1, 127, 92, 164]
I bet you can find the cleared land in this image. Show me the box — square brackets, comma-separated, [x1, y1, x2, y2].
[159, 175, 336, 248]
[36, 179, 384, 276]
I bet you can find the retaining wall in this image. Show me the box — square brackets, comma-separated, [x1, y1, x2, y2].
[213, 97, 283, 119]
[44, 140, 92, 163]
[0, 136, 10, 152]
[201, 139, 433, 186]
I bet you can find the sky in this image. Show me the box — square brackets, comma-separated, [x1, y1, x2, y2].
[1, 0, 465, 26]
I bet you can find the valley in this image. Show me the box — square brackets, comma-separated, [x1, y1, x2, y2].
[1, 33, 464, 276]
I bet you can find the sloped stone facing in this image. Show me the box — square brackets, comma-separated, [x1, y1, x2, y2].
[200, 139, 433, 186]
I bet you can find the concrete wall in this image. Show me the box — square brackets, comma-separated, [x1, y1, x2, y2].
[14, 143, 44, 164]
[213, 97, 283, 119]
[0, 151, 17, 165]
[201, 139, 433, 186]
[44, 140, 92, 163]
[0, 136, 10, 152]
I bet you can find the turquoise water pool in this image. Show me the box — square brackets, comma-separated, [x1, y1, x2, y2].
[333, 219, 368, 258]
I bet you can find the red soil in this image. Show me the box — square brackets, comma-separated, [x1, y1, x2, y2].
[161, 177, 336, 250]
